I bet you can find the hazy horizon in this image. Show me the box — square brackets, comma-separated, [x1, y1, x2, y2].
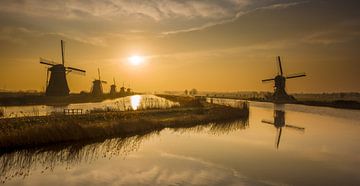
[0, 0, 359, 93]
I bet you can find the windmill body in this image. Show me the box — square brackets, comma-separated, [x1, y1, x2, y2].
[262, 56, 306, 103]
[110, 78, 117, 95]
[46, 65, 70, 96]
[91, 68, 107, 96]
[40, 40, 86, 96]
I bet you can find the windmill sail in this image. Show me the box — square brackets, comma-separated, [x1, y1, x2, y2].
[262, 78, 275, 82]
[40, 58, 58, 66]
[61, 40, 65, 65]
[286, 73, 306, 79]
[277, 56, 283, 76]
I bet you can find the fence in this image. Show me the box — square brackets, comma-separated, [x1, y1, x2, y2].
[63, 109, 83, 116]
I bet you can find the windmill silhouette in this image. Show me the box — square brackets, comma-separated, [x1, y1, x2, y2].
[262, 105, 305, 149]
[109, 78, 117, 95]
[119, 82, 126, 94]
[40, 40, 86, 96]
[262, 56, 306, 103]
[91, 68, 107, 96]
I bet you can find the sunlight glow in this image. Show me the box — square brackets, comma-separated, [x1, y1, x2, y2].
[128, 55, 144, 66]
[130, 95, 141, 110]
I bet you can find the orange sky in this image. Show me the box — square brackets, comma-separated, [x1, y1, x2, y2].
[0, 0, 359, 93]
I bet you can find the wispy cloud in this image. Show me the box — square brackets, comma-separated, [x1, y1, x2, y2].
[0, 26, 108, 47]
[0, 0, 250, 20]
[161, 1, 307, 35]
[302, 30, 360, 45]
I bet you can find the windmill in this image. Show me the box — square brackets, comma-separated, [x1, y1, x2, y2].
[40, 40, 86, 96]
[91, 68, 107, 96]
[119, 82, 126, 94]
[109, 78, 117, 95]
[126, 83, 132, 94]
[262, 105, 305, 149]
[262, 56, 306, 103]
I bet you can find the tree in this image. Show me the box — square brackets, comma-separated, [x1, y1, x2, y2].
[190, 88, 198, 95]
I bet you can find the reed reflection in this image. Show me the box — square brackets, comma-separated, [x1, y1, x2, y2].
[262, 104, 305, 149]
[0, 116, 249, 184]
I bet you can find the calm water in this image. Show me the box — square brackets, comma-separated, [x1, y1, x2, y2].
[1, 100, 360, 185]
[0, 95, 179, 118]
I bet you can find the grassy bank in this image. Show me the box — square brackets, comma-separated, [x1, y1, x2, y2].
[0, 103, 248, 151]
[207, 95, 360, 110]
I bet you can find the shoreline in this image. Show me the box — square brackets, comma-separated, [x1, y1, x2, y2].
[0, 104, 249, 152]
[206, 96, 360, 110]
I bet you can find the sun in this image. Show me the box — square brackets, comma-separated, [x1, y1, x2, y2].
[128, 55, 144, 66]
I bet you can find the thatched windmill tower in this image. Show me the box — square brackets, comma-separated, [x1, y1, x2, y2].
[91, 68, 107, 96]
[262, 56, 306, 103]
[40, 40, 86, 96]
[109, 78, 117, 95]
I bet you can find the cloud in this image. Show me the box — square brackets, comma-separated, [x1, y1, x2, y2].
[0, 0, 309, 47]
[0, 0, 250, 20]
[302, 30, 360, 45]
[0, 26, 107, 47]
[161, 1, 307, 35]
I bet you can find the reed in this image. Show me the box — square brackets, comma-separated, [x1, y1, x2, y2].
[0, 105, 249, 151]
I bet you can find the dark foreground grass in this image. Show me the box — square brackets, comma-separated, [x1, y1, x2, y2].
[0, 105, 249, 151]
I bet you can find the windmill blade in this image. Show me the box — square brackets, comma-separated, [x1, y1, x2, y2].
[286, 73, 306, 79]
[262, 119, 275, 125]
[285, 124, 305, 131]
[46, 68, 49, 87]
[66, 67, 86, 75]
[67, 67, 86, 73]
[262, 78, 275, 82]
[277, 56, 283, 76]
[97, 68, 101, 81]
[61, 40, 65, 65]
[40, 58, 58, 66]
[275, 128, 283, 149]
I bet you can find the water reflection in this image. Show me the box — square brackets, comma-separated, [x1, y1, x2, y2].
[0, 118, 248, 184]
[0, 95, 180, 118]
[130, 95, 141, 110]
[262, 104, 305, 149]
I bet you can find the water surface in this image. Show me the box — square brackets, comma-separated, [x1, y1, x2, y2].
[0, 95, 179, 118]
[1, 100, 359, 185]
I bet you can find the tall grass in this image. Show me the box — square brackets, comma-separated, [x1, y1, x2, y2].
[0, 105, 248, 151]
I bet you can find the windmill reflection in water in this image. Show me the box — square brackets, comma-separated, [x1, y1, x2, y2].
[262, 104, 305, 149]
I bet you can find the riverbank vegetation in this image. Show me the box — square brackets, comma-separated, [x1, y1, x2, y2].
[0, 95, 249, 151]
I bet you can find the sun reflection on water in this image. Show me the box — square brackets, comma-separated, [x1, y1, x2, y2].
[130, 95, 141, 110]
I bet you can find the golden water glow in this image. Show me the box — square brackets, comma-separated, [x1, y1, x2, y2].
[130, 95, 141, 110]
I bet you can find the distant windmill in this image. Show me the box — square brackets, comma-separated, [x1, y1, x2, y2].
[262, 107, 305, 149]
[119, 82, 126, 94]
[109, 78, 117, 95]
[126, 83, 131, 94]
[262, 56, 306, 103]
[40, 40, 86, 96]
[91, 68, 107, 96]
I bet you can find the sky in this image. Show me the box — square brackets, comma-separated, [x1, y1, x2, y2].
[0, 0, 359, 93]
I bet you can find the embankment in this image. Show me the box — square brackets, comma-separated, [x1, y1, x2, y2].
[0, 104, 248, 151]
